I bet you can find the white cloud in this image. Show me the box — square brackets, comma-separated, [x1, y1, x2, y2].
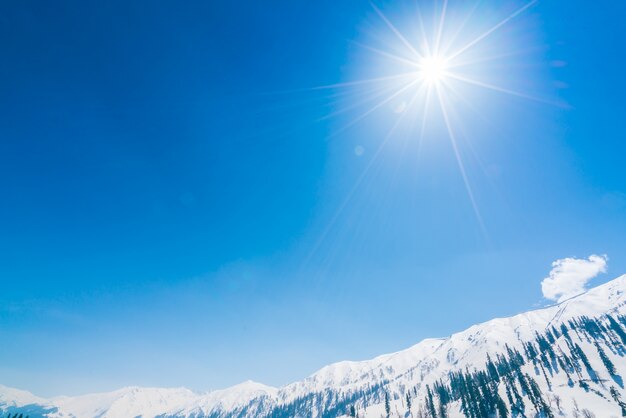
[541, 255, 608, 302]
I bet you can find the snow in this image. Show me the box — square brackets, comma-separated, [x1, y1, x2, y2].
[50, 387, 198, 418]
[0, 384, 49, 408]
[2, 274, 625, 417]
[171, 380, 277, 416]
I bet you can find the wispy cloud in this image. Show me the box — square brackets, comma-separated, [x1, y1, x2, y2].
[541, 255, 608, 302]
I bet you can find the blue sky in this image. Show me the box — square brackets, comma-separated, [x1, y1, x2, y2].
[0, 0, 625, 396]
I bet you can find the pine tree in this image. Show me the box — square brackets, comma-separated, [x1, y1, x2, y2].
[608, 314, 626, 345]
[494, 390, 508, 418]
[572, 399, 582, 418]
[426, 386, 438, 418]
[595, 341, 617, 376]
[581, 409, 596, 418]
[610, 386, 626, 417]
[572, 343, 593, 374]
[486, 354, 499, 382]
[553, 394, 563, 414]
[384, 391, 391, 417]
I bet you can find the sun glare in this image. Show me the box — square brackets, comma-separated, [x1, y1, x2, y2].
[315, 0, 541, 238]
[419, 55, 448, 84]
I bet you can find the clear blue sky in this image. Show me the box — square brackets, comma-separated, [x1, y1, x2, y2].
[0, 0, 624, 397]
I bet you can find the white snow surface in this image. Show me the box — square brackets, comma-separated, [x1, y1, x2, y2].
[0, 384, 49, 408]
[2, 274, 625, 417]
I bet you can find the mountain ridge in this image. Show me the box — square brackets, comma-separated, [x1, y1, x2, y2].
[3, 274, 626, 417]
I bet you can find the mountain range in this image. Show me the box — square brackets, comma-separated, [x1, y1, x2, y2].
[3, 274, 626, 417]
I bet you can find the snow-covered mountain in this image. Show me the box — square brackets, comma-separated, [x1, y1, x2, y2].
[4, 274, 626, 418]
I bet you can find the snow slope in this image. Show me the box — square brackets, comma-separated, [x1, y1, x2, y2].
[2, 274, 626, 417]
[50, 387, 198, 418]
[0, 384, 49, 409]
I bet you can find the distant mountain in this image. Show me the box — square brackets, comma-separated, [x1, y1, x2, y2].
[3, 275, 626, 417]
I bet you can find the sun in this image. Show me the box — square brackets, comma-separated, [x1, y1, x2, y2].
[314, 0, 541, 237]
[419, 55, 449, 85]
[308, 0, 540, 242]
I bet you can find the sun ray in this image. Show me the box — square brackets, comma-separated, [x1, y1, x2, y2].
[301, 91, 422, 271]
[303, 0, 548, 244]
[414, 2, 433, 57]
[415, 84, 434, 162]
[438, 0, 481, 57]
[353, 41, 422, 69]
[439, 78, 490, 125]
[445, 72, 562, 106]
[317, 82, 404, 122]
[310, 71, 419, 91]
[445, 47, 539, 69]
[326, 78, 421, 138]
[446, 0, 538, 62]
[434, 0, 449, 55]
[435, 85, 488, 238]
[372, 3, 424, 61]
